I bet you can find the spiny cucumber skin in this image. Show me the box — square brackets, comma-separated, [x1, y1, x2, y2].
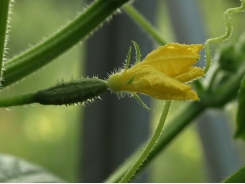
[35, 78, 107, 105]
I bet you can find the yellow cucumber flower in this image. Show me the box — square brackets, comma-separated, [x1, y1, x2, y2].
[107, 43, 204, 100]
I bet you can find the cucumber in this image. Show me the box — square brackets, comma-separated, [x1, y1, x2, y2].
[35, 78, 108, 105]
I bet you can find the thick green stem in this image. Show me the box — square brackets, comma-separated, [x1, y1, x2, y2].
[123, 4, 167, 46]
[0, 92, 36, 107]
[0, 0, 11, 83]
[105, 101, 206, 182]
[3, 0, 130, 87]
[119, 101, 171, 183]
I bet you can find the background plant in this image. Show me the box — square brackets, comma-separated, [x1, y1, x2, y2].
[0, 0, 245, 182]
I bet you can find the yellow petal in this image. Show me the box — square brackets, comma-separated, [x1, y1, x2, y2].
[175, 67, 204, 83]
[138, 43, 203, 78]
[131, 68, 199, 100]
[108, 65, 199, 100]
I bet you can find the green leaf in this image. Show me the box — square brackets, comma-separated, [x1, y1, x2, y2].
[223, 164, 245, 183]
[235, 75, 245, 140]
[0, 154, 64, 183]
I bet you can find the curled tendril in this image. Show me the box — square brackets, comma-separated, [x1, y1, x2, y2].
[204, 0, 245, 74]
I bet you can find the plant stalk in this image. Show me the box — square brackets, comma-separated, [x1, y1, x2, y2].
[105, 101, 206, 182]
[119, 101, 171, 183]
[0, 0, 11, 84]
[3, 0, 130, 87]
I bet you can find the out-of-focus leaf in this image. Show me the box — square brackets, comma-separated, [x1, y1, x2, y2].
[218, 44, 244, 73]
[0, 154, 64, 183]
[235, 75, 245, 140]
[223, 164, 245, 182]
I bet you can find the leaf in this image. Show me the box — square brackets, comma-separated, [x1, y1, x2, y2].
[235, 75, 245, 140]
[0, 154, 64, 183]
[223, 164, 245, 182]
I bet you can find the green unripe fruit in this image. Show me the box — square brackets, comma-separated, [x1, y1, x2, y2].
[35, 78, 108, 105]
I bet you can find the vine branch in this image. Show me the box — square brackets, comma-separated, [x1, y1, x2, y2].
[0, 0, 11, 85]
[119, 101, 171, 183]
[3, 0, 130, 87]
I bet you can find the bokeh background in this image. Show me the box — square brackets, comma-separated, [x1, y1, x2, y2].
[0, 0, 245, 182]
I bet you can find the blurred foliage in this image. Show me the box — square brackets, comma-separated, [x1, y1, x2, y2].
[199, 0, 244, 39]
[0, 154, 64, 182]
[236, 76, 245, 140]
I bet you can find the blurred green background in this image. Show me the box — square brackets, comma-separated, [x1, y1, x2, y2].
[0, 0, 245, 182]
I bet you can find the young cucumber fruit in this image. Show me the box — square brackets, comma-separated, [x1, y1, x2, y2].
[35, 78, 108, 105]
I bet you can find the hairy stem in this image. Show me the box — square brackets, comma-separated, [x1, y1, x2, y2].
[105, 101, 205, 182]
[0, 0, 11, 84]
[119, 101, 171, 183]
[3, 0, 130, 87]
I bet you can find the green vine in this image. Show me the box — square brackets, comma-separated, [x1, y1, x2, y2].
[2, 0, 130, 87]
[119, 101, 171, 182]
[0, 0, 11, 84]
[105, 101, 206, 182]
